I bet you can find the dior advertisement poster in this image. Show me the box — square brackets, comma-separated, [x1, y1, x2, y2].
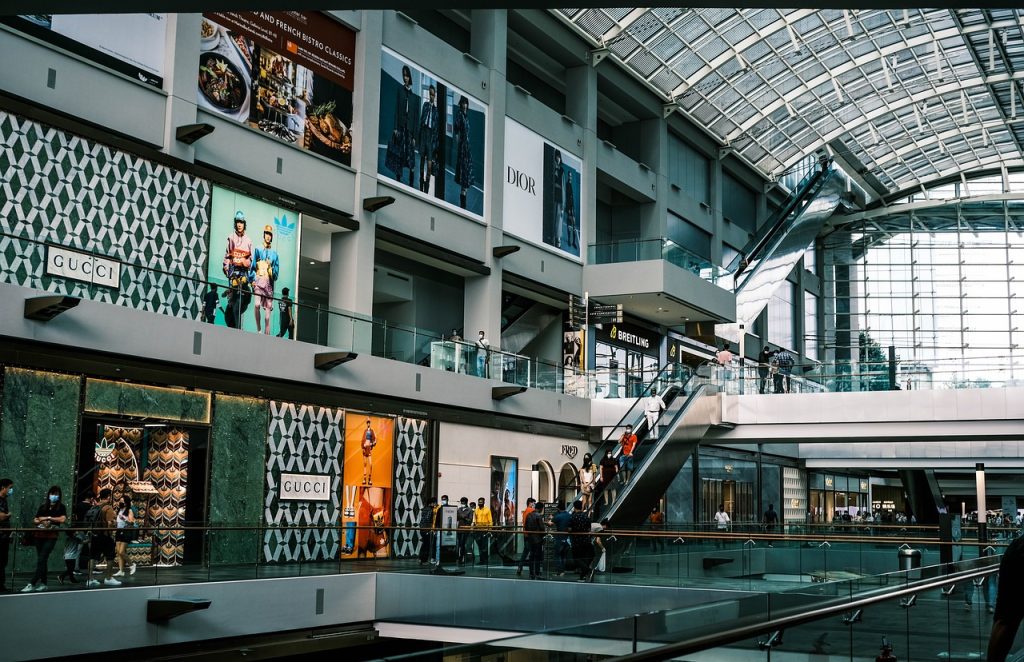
[341, 414, 395, 559]
[378, 47, 487, 217]
[205, 186, 300, 336]
[198, 12, 356, 166]
[489, 455, 518, 526]
[503, 119, 583, 259]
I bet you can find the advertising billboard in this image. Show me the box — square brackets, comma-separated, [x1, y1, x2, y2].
[489, 455, 518, 527]
[4, 14, 167, 87]
[378, 47, 487, 217]
[198, 12, 356, 166]
[205, 186, 300, 336]
[503, 118, 583, 259]
[341, 414, 395, 559]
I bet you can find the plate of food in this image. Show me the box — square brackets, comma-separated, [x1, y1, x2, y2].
[198, 51, 248, 113]
[200, 18, 221, 48]
[306, 100, 352, 153]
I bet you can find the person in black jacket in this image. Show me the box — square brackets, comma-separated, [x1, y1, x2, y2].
[524, 501, 547, 580]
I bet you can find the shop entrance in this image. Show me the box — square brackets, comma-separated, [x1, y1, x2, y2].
[702, 477, 755, 523]
[75, 416, 210, 568]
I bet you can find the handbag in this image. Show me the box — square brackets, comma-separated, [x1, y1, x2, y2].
[384, 129, 404, 174]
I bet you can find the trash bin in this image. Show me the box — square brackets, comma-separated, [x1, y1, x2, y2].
[898, 548, 922, 575]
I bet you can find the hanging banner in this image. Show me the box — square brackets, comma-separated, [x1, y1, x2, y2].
[503, 118, 583, 259]
[198, 12, 356, 166]
[205, 186, 300, 336]
[4, 14, 167, 87]
[341, 414, 395, 559]
[377, 47, 487, 217]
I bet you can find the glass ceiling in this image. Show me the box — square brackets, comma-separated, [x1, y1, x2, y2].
[554, 9, 1024, 200]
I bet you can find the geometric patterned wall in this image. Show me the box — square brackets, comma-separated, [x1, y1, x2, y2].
[392, 417, 430, 559]
[146, 427, 189, 566]
[263, 400, 344, 563]
[0, 110, 210, 319]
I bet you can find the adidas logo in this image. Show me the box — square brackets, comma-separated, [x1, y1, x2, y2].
[274, 214, 297, 238]
[94, 439, 115, 463]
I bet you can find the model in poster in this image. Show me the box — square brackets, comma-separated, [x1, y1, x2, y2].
[361, 419, 377, 485]
[222, 210, 253, 328]
[551, 150, 579, 250]
[417, 85, 440, 194]
[385, 65, 418, 187]
[452, 95, 474, 209]
[251, 224, 280, 334]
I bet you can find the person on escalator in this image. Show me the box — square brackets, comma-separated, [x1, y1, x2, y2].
[643, 390, 666, 438]
[618, 424, 638, 484]
[598, 450, 618, 510]
[578, 455, 596, 512]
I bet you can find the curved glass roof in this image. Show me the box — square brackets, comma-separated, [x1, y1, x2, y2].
[554, 9, 1024, 200]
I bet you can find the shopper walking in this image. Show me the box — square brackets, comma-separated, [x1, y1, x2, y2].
[0, 478, 12, 592]
[643, 389, 666, 438]
[524, 501, 546, 579]
[776, 349, 795, 393]
[713, 503, 731, 549]
[456, 497, 474, 565]
[551, 501, 572, 577]
[757, 346, 772, 394]
[113, 495, 137, 578]
[85, 489, 121, 587]
[516, 498, 537, 576]
[58, 496, 92, 585]
[418, 496, 437, 565]
[22, 486, 67, 592]
[569, 500, 593, 581]
[473, 496, 493, 565]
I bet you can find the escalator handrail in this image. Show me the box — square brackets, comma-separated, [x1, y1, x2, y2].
[601, 381, 710, 523]
[728, 160, 832, 281]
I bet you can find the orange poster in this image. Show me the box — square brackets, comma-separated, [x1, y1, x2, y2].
[340, 414, 394, 559]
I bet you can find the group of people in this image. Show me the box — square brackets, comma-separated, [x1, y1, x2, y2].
[0, 480, 139, 593]
[756, 345, 796, 394]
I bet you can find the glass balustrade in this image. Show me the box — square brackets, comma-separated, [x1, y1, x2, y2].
[587, 238, 734, 289]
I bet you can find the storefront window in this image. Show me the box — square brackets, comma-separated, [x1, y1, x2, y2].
[593, 322, 661, 398]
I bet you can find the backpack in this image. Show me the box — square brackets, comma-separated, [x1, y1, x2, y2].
[83, 505, 106, 536]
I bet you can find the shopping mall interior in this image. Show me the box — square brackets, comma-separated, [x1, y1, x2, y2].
[0, 5, 1023, 661]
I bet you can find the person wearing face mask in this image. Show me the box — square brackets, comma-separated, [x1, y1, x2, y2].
[0, 478, 12, 592]
[23, 485, 67, 592]
[598, 449, 619, 512]
[472, 496, 493, 565]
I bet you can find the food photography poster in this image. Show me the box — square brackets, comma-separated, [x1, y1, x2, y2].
[198, 12, 356, 166]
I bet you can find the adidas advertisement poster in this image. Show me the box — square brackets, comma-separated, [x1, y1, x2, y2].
[502, 118, 583, 259]
[341, 414, 395, 559]
[205, 186, 300, 335]
[3, 14, 167, 87]
[378, 47, 487, 218]
[198, 12, 356, 166]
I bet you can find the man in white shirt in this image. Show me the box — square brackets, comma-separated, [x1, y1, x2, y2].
[476, 331, 490, 378]
[714, 503, 731, 549]
[643, 390, 666, 438]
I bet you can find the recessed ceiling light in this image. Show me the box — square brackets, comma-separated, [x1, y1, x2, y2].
[314, 286, 320, 290]
[309, 261, 316, 265]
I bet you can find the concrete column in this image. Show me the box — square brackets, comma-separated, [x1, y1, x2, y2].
[638, 118, 667, 240]
[161, 14, 202, 162]
[328, 11, 381, 351]
[566, 63, 597, 259]
[463, 10, 508, 355]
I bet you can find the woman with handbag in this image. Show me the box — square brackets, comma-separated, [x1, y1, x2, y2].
[578, 453, 596, 512]
[21, 485, 66, 592]
[113, 495, 137, 578]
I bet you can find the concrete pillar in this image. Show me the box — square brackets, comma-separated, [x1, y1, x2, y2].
[161, 14, 202, 162]
[638, 118, 667, 240]
[463, 10, 507, 355]
[566, 63, 597, 261]
[328, 11, 381, 352]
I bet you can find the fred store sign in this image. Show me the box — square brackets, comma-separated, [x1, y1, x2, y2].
[280, 473, 331, 501]
[45, 245, 121, 289]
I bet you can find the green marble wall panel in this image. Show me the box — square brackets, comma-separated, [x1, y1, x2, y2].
[84, 379, 211, 423]
[0, 367, 81, 574]
[208, 395, 268, 565]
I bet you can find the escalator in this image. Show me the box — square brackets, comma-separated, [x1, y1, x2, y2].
[717, 160, 847, 344]
[583, 362, 721, 528]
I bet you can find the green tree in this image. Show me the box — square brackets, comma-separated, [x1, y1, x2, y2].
[858, 331, 896, 391]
